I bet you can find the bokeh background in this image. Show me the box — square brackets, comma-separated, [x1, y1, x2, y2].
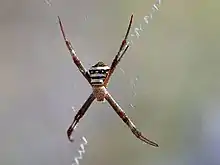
[0, 0, 220, 165]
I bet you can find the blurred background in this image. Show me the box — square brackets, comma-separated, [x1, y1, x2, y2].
[0, 0, 220, 165]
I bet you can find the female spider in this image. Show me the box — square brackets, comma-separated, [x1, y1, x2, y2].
[58, 15, 159, 147]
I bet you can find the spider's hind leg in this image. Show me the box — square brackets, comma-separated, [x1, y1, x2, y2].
[58, 16, 91, 83]
[104, 14, 133, 87]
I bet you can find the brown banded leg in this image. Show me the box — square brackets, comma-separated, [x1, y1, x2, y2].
[58, 16, 91, 83]
[105, 92, 159, 147]
[104, 15, 133, 87]
[67, 93, 95, 142]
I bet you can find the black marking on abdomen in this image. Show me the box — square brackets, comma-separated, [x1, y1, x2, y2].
[89, 66, 110, 85]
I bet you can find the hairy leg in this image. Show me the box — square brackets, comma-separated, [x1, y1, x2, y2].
[58, 16, 90, 83]
[67, 93, 95, 142]
[105, 92, 159, 147]
[104, 15, 133, 86]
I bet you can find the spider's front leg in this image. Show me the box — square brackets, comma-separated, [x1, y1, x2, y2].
[104, 14, 133, 87]
[105, 92, 159, 147]
[67, 93, 95, 142]
[58, 16, 90, 83]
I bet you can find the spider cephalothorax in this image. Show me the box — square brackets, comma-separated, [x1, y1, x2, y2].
[58, 15, 159, 147]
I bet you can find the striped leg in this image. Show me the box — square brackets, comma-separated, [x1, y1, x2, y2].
[105, 92, 159, 147]
[104, 15, 133, 87]
[67, 93, 95, 142]
[58, 16, 91, 83]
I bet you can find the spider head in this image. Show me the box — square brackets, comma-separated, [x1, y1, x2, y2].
[89, 61, 110, 86]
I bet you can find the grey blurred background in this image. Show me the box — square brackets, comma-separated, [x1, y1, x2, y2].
[0, 0, 220, 165]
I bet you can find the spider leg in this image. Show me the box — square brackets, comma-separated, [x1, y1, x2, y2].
[58, 16, 91, 83]
[104, 14, 133, 87]
[105, 92, 159, 147]
[67, 93, 95, 142]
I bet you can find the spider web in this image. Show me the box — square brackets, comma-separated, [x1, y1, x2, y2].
[43, 0, 162, 165]
[121, 0, 162, 110]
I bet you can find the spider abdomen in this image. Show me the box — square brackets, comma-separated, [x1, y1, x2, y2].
[89, 62, 110, 86]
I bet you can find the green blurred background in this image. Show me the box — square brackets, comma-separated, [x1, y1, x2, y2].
[0, 0, 220, 165]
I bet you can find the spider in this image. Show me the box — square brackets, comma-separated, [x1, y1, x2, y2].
[58, 15, 159, 147]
